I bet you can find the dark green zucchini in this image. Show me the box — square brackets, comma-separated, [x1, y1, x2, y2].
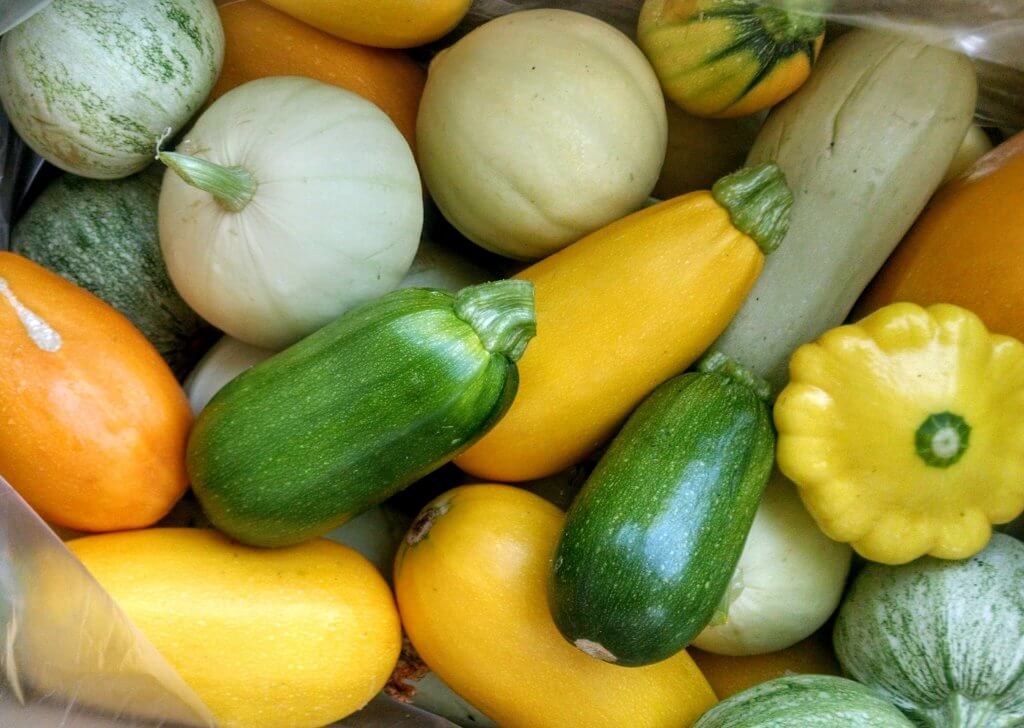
[11, 167, 210, 377]
[549, 354, 774, 666]
[693, 675, 914, 727]
[188, 280, 535, 548]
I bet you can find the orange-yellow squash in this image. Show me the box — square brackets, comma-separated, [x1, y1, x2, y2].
[857, 131, 1024, 342]
[456, 163, 792, 481]
[690, 634, 840, 699]
[394, 485, 717, 727]
[260, 0, 471, 49]
[0, 253, 190, 531]
[69, 529, 401, 728]
[211, 0, 425, 149]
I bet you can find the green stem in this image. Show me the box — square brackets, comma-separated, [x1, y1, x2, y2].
[454, 280, 536, 363]
[712, 162, 793, 254]
[698, 351, 772, 402]
[915, 412, 971, 468]
[755, 1, 827, 45]
[159, 151, 257, 213]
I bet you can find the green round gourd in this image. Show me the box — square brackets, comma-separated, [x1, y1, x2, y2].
[12, 168, 209, 377]
[693, 675, 914, 727]
[0, 0, 224, 179]
[834, 533, 1024, 728]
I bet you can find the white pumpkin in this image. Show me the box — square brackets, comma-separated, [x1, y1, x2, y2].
[694, 471, 852, 656]
[0, 0, 224, 179]
[417, 9, 668, 260]
[158, 76, 423, 349]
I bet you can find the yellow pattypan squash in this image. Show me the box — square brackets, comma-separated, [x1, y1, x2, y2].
[775, 302, 1024, 565]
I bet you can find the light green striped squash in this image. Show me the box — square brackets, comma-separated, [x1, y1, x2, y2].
[0, 0, 224, 179]
[694, 675, 914, 727]
[12, 167, 209, 377]
[835, 533, 1024, 728]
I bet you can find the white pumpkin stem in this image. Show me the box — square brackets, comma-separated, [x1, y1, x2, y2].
[159, 151, 257, 213]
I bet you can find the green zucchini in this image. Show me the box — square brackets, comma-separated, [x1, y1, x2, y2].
[693, 675, 914, 727]
[188, 280, 535, 548]
[711, 30, 977, 392]
[549, 353, 774, 667]
[834, 533, 1024, 728]
[11, 167, 209, 377]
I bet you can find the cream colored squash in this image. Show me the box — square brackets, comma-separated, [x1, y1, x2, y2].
[159, 76, 422, 349]
[694, 471, 852, 656]
[417, 9, 668, 260]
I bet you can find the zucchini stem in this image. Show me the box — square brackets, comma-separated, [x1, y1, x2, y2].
[159, 151, 257, 213]
[712, 162, 793, 254]
[698, 351, 772, 401]
[454, 280, 537, 363]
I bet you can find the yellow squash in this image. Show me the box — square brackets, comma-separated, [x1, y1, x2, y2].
[638, 0, 825, 118]
[775, 303, 1024, 565]
[394, 485, 717, 728]
[69, 529, 401, 728]
[260, 0, 471, 48]
[456, 163, 792, 481]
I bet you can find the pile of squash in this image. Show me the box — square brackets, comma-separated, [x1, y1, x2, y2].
[1, 0, 1023, 727]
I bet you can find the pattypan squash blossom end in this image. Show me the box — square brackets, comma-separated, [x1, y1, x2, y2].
[775, 302, 1024, 565]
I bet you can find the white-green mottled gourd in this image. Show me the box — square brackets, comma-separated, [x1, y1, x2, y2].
[834, 533, 1024, 728]
[711, 30, 976, 393]
[693, 675, 914, 727]
[0, 0, 224, 179]
[11, 167, 208, 377]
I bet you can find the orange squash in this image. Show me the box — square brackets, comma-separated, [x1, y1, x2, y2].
[455, 163, 791, 481]
[0, 253, 191, 531]
[857, 132, 1024, 340]
[211, 0, 425, 150]
[690, 634, 840, 699]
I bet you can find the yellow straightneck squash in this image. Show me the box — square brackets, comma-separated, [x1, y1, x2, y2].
[394, 485, 717, 727]
[456, 163, 792, 482]
[775, 303, 1024, 565]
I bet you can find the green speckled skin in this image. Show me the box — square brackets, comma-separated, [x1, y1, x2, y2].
[12, 167, 208, 377]
[549, 371, 774, 667]
[0, 0, 223, 179]
[835, 533, 1024, 728]
[693, 675, 914, 727]
[188, 288, 519, 548]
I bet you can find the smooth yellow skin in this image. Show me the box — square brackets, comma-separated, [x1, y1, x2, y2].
[260, 0, 472, 48]
[775, 303, 1024, 565]
[638, 0, 823, 118]
[394, 485, 717, 728]
[69, 529, 402, 728]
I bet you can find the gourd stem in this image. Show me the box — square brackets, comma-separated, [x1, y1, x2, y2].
[712, 162, 793, 254]
[755, 1, 827, 45]
[158, 152, 257, 213]
[915, 411, 971, 468]
[454, 280, 537, 363]
[699, 351, 772, 401]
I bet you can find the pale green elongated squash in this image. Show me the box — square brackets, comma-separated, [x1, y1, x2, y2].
[693, 675, 914, 727]
[711, 30, 976, 393]
[0, 0, 224, 179]
[834, 533, 1024, 728]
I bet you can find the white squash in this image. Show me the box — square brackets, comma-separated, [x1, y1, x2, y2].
[159, 76, 423, 349]
[942, 125, 993, 184]
[0, 0, 223, 179]
[694, 471, 852, 656]
[417, 9, 668, 260]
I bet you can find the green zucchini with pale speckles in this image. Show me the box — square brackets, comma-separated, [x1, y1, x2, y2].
[835, 533, 1024, 728]
[12, 167, 209, 377]
[0, 0, 224, 179]
[188, 281, 536, 548]
[549, 353, 774, 667]
[693, 675, 914, 727]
